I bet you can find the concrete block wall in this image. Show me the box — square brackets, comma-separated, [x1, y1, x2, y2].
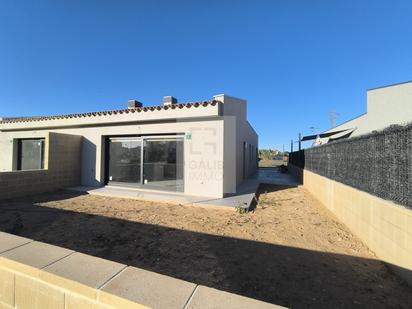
[0, 232, 285, 309]
[0, 132, 81, 200]
[286, 164, 303, 184]
[290, 165, 412, 286]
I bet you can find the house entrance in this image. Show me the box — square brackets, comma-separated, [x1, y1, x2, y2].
[107, 136, 184, 192]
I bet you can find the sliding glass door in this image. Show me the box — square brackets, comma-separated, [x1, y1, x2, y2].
[143, 139, 184, 192]
[107, 136, 184, 192]
[108, 138, 141, 185]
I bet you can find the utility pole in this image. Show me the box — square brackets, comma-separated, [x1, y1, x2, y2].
[329, 111, 339, 128]
[290, 139, 293, 152]
[298, 133, 302, 151]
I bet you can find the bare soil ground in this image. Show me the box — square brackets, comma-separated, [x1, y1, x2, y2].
[1, 185, 411, 308]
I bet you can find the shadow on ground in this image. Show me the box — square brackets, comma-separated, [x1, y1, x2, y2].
[0, 191, 411, 309]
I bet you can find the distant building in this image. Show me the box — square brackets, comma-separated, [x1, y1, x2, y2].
[318, 81, 412, 143]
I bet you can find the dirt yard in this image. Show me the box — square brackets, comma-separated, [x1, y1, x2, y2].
[1, 185, 411, 308]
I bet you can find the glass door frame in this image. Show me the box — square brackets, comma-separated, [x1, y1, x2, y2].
[107, 136, 143, 186]
[105, 134, 185, 192]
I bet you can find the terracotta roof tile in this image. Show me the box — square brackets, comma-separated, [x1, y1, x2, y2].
[0, 100, 219, 124]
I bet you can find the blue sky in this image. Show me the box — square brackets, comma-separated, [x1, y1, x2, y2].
[0, 1, 411, 150]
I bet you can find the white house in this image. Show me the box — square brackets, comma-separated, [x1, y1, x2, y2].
[0, 94, 258, 199]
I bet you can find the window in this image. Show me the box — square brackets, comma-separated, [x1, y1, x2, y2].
[17, 138, 45, 170]
[243, 142, 247, 179]
[256, 148, 259, 167]
[249, 144, 252, 162]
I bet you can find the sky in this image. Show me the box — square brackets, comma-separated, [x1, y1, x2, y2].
[0, 1, 411, 150]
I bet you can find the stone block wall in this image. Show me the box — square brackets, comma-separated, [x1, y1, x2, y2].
[289, 165, 412, 287]
[0, 132, 81, 200]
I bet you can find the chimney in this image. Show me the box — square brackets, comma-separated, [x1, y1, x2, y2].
[128, 100, 143, 109]
[163, 96, 177, 106]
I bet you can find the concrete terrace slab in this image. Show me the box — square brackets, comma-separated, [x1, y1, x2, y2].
[68, 185, 254, 210]
[197, 169, 299, 209]
[100, 266, 196, 309]
[252, 168, 299, 186]
[67, 168, 299, 210]
[193, 178, 260, 209]
[69, 185, 214, 206]
[0, 232, 32, 254]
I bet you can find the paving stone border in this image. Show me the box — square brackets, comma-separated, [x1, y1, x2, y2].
[0, 232, 285, 309]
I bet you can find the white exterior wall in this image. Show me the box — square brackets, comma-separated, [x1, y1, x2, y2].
[324, 81, 412, 139]
[0, 96, 259, 198]
[0, 120, 225, 198]
[222, 115, 237, 194]
[214, 95, 258, 187]
[367, 82, 412, 130]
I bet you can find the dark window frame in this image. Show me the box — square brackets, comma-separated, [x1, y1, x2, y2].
[17, 138, 45, 170]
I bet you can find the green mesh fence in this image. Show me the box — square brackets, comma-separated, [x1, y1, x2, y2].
[289, 124, 412, 209]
